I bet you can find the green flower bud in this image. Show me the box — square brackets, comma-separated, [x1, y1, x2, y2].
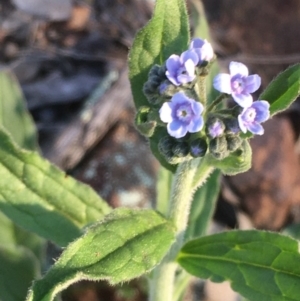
[172, 141, 189, 157]
[226, 135, 243, 152]
[224, 117, 240, 134]
[209, 136, 229, 159]
[135, 106, 157, 137]
[158, 136, 174, 155]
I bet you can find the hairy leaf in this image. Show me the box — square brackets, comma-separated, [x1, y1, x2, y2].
[259, 64, 300, 116]
[129, 0, 189, 172]
[0, 127, 111, 246]
[0, 244, 40, 301]
[178, 230, 300, 301]
[26, 208, 175, 301]
[0, 70, 38, 150]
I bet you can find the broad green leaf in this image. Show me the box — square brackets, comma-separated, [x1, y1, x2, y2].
[0, 244, 40, 301]
[0, 126, 111, 246]
[129, 0, 189, 172]
[186, 170, 221, 240]
[206, 140, 252, 175]
[178, 230, 300, 301]
[26, 208, 176, 301]
[0, 70, 38, 151]
[129, 0, 189, 109]
[0, 211, 44, 260]
[259, 64, 300, 116]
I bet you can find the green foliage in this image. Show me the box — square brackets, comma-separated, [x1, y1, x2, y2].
[129, 0, 189, 172]
[186, 170, 221, 240]
[0, 126, 111, 246]
[260, 64, 300, 116]
[0, 244, 40, 301]
[0, 70, 38, 151]
[178, 230, 300, 301]
[26, 208, 176, 301]
[207, 140, 252, 175]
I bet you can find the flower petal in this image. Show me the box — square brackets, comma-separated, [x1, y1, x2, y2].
[245, 74, 261, 93]
[238, 114, 247, 133]
[189, 38, 205, 49]
[229, 61, 249, 77]
[166, 55, 180, 74]
[191, 101, 204, 116]
[159, 102, 173, 123]
[213, 74, 231, 94]
[187, 116, 204, 133]
[248, 122, 264, 135]
[180, 50, 199, 66]
[200, 42, 214, 62]
[171, 92, 189, 106]
[184, 59, 196, 76]
[168, 120, 187, 138]
[232, 93, 253, 108]
[252, 100, 270, 122]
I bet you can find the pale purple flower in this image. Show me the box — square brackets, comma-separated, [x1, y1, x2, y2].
[213, 62, 261, 108]
[238, 101, 270, 135]
[189, 38, 214, 64]
[165, 50, 199, 86]
[208, 120, 224, 138]
[159, 92, 204, 138]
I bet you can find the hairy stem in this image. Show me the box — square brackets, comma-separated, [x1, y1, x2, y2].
[206, 93, 228, 113]
[149, 158, 212, 301]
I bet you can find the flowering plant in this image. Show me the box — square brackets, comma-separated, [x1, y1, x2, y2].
[1, 1, 300, 301]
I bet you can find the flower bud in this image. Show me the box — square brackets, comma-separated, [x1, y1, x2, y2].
[189, 138, 207, 158]
[135, 106, 157, 137]
[226, 135, 243, 152]
[172, 141, 189, 157]
[209, 136, 229, 159]
[224, 117, 241, 134]
[206, 116, 225, 138]
[158, 136, 174, 155]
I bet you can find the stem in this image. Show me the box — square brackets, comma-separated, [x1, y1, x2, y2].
[206, 93, 228, 112]
[195, 75, 207, 105]
[149, 158, 212, 301]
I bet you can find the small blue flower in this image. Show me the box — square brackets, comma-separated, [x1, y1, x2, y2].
[159, 92, 204, 138]
[165, 50, 199, 86]
[213, 62, 261, 108]
[238, 101, 270, 135]
[208, 120, 224, 138]
[189, 38, 214, 65]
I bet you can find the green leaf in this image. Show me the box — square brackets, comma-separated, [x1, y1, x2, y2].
[128, 0, 189, 172]
[0, 244, 40, 301]
[0, 70, 38, 151]
[26, 208, 176, 301]
[259, 64, 300, 116]
[282, 224, 300, 241]
[129, 0, 189, 109]
[186, 170, 221, 240]
[0, 126, 111, 246]
[178, 230, 300, 301]
[207, 140, 252, 175]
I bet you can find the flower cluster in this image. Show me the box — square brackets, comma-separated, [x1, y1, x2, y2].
[213, 62, 270, 135]
[138, 38, 270, 164]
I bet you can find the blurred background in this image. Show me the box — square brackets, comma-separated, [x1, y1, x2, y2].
[1, 0, 300, 300]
